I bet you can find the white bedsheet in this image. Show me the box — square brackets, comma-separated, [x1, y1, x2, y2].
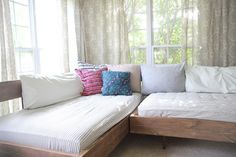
[0, 93, 141, 154]
[138, 93, 236, 123]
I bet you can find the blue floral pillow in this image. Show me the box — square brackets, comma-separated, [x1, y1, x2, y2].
[102, 71, 132, 96]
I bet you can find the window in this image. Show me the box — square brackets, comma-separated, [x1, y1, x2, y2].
[10, 0, 73, 75]
[10, 0, 39, 75]
[126, 0, 147, 64]
[127, 0, 197, 64]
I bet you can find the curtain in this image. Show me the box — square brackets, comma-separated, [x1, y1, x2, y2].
[59, 0, 70, 72]
[34, 0, 78, 74]
[182, 0, 199, 65]
[197, 0, 236, 66]
[75, 0, 130, 64]
[58, 0, 78, 72]
[0, 0, 19, 116]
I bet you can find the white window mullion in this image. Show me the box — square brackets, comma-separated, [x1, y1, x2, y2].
[146, 0, 153, 64]
[29, 0, 40, 74]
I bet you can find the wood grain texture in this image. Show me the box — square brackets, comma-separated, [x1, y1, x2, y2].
[0, 141, 76, 157]
[130, 112, 236, 143]
[0, 80, 22, 102]
[0, 117, 129, 157]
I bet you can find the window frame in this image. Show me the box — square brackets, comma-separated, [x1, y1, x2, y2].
[10, 0, 40, 75]
[129, 0, 192, 64]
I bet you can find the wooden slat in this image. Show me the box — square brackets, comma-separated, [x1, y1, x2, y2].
[0, 117, 129, 157]
[130, 113, 236, 143]
[0, 80, 22, 102]
[0, 141, 76, 157]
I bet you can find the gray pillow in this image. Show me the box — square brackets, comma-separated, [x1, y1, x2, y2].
[141, 63, 185, 94]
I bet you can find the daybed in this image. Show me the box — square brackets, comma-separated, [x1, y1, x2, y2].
[0, 80, 142, 157]
[130, 65, 236, 144]
[1, 64, 236, 157]
[130, 93, 236, 143]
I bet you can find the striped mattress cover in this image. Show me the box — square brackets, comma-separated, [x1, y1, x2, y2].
[138, 93, 236, 123]
[0, 93, 141, 154]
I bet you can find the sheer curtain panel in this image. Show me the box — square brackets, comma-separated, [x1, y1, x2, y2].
[75, 0, 130, 64]
[197, 0, 236, 66]
[0, 0, 19, 116]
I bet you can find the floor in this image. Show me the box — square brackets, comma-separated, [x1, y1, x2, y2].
[109, 134, 236, 157]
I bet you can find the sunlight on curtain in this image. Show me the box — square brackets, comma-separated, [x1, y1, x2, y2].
[75, 0, 130, 64]
[197, 0, 236, 66]
[0, 0, 20, 116]
[182, 0, 199, 65]
[35, 0, 77, 74]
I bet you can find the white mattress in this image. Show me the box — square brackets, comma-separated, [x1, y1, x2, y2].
[138, 93, 236, 123]
[0, 93, 141, 154]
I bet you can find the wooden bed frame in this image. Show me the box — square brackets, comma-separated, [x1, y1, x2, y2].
[130, 110, 236, 143]
[0, 80, 129, 157]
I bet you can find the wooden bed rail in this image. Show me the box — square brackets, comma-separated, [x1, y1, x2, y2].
[130, 112, 236, 143]
[0, 80, 22, 102]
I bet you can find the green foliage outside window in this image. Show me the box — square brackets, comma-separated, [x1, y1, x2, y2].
[126, 0, 195, 64]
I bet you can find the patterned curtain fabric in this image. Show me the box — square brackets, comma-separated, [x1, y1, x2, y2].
[197, 0, 236, 66]
[0, 0, 19, 116]
[74, 0, 130, 64]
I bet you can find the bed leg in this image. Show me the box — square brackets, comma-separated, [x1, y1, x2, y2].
[161, 136, 167, 149]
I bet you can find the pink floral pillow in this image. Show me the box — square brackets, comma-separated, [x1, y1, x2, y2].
[75, 67, 107, 96]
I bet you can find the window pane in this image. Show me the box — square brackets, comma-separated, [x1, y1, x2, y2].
[167, 48, 182, 64]
[14, 3, 30, 26]
[132, 13, 146, 30]
[129, 30, 147, 47]
[166, 0, 182, 11]
[130, 48, 146, 64]
[13, 0, 29, 5]
[12, 26, 17, 45]
[135, 0, 146, 13]
[153, 0, 181, 12]
[10, 2, 15, 25]
[154, 47, 183, 64]
[15, 50, 34, 73]
[153, 28, 167, 45]
[126, 0, 147, 47]
[153, 0, 168, 13]
[15, 26, 31, 48]
[153, 10, 167, 29]
[15, 50, 21, 73]
[168, 10, 183, 45]
[153, 0, 183, 45]
[153, 48, 167, 64]
[153, 7, 168, 45]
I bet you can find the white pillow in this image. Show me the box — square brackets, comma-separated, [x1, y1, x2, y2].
[186, 66, 236, 93]
[20, 74, 83, 109]
[141, 63, 186, 94]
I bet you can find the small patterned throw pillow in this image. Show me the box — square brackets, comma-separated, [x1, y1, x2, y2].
[102, 71, 132, 96]
[75, 67, 107, 96]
